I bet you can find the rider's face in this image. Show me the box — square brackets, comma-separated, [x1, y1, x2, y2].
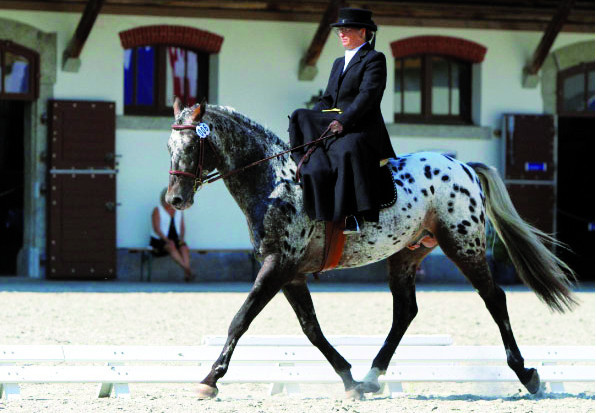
[336, 27, 367, 50]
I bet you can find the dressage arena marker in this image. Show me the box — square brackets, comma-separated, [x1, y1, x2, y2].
[0, 338, 593, 400]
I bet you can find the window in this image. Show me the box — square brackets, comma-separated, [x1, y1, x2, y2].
[119, 25, 224, 116]
[124, 46, 209, 116]
[391, 36, 486, 125]
[557, 61, 595, 116]
[394, 55, 471, 124]
[0, 40, 39, 101]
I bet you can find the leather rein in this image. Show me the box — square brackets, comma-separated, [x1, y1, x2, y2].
[169, 123, 336, 192]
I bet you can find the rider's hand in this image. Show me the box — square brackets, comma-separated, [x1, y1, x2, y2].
[329, 120, 343, 135]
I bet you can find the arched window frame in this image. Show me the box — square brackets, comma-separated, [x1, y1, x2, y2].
[119, 25, 223, 116]
[391, 36, 486, 125]
[557, 61, 595, 117]
[0, 40, 39, 101]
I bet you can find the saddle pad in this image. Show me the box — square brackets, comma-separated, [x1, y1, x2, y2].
[379, 164, 398, 209]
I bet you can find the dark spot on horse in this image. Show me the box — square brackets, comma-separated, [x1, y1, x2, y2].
[401, 207, 407, 212]
[471, 215, 479, 223]
[470, 198, 477, 207]
[461, 164, 474, 182]
[466, 249, 475, 255]
[407, 215, 411, 218]
[433, 169, 440, 175]
[395, 180, 404, 187]
[408, 178, 415, 184]
[450, 193, 455, 198]
[430, 185, 435, 194]
[462, 220, 471, 226]
[421, 189, 428, 196]
[448, 208, 454, 213]
[413, 197, 418, 202]
[367, 241, 375, 245]
[453, 184, 459, 191]
[441, 175, 450, 182]
[475, 238, 480, 246]
[283, 241, 291, 251]
[407, 188, 412, 194]
[391, 166, 397, 172]
[407, 203, 412, 209]
[420, 157, 426, 161]
[284, 231, 289, 237]
[287, 204, 297, 214]
[387, 234, 393, 237]
[450, 225, 456, 229]
[448, 201, 453, 207]
[469, 206, 475, 213]
[316, 235, 322, 239]
[291, 247, 296, 255]
[480, 211, 485, 223]
[424, 166, 432, 179]
[300, 229, 306, 238]
[284, 183, 291, 191]
[460, 187, 470, 197]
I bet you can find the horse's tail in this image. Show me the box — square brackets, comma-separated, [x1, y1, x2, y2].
[468, 162, 578, 313]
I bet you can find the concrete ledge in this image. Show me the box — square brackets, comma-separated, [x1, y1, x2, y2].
[116, 249, 515, 285]
[387, 123, 491, 140]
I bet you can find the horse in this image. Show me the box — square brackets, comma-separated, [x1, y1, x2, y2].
[166, 99, 577, 399]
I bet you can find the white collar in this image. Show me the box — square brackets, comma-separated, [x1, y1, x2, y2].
[343, 42, 368, 71]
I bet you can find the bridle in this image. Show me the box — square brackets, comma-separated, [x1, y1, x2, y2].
[169, 122, 337, 193]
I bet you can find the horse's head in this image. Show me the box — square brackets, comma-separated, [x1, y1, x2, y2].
[166, 98, 218, 209]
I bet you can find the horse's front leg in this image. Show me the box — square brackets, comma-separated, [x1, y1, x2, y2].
[282, 277, 359, 398]
[198, 254, 294, 399]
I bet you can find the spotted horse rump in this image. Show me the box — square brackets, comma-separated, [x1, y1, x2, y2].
[166, 99, 577, 400]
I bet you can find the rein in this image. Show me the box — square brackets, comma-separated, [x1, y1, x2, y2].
[169, 123, 336, 192]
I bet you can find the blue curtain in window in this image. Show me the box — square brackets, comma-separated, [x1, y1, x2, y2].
[123, 49, 134, 106]
[136, 46, 155, 105]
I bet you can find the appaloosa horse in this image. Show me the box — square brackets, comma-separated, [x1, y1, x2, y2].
[166, 99, 576, 399]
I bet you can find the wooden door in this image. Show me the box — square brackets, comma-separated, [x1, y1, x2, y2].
[47, 100, 116, 279]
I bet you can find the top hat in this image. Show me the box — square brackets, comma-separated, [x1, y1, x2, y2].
[331, 8, 377, 31]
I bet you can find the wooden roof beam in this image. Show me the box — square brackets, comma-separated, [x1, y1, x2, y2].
[523, 0, 575, 87]
[298, 0, 345, 81]
[62, 0, 106, 72]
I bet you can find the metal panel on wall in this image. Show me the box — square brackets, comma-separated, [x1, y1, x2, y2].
[503, 114, 555, 181]
[47, 100, 117, 279]
[502, 114, 557, 236]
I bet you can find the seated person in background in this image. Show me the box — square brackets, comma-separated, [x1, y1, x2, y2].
[150, 188, 194, 282]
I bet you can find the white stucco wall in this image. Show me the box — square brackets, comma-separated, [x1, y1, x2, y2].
[1, 10, 593, 249]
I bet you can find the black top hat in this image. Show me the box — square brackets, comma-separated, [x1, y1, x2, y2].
[331, 8, 377, 31]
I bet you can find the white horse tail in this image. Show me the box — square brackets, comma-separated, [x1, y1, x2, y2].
[468, 162, 578, 313]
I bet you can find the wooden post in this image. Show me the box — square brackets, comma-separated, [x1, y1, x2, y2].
[298, 0, 345, 81]
[523, 0, 576, 87]
[62, 0, 106, 72]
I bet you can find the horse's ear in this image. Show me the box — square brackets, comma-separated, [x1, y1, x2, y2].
[191, 98, 207, 123]
[173, 96, 183, 118]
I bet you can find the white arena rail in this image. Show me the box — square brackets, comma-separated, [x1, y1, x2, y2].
[0, 340, 592, 400]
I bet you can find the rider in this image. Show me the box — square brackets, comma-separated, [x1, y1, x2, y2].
[289, 8, 395, 234]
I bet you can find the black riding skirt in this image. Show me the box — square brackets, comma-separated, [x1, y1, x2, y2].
[289, 108, 381, 222]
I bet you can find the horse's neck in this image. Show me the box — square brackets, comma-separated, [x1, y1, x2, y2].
[206, 108, 289, 215]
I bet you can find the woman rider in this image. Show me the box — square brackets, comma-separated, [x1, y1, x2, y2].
[289, 8, 395, 234]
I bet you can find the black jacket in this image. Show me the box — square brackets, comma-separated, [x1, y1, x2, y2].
[313, 42, 395, 160]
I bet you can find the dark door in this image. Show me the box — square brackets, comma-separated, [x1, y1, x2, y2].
[556, 116, 594, 281]
[503, 114, 556, 235]
[47, 100, 116, 279]
[0, 100, 25, 275]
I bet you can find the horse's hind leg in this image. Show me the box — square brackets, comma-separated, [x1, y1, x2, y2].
[198, 254, 294, 398]
[282, 277, 360, 397]
[360, 246, 432, 395]
[436, 228, 541, 394]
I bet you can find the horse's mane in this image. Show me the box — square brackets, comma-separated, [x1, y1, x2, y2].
[177, 104, 288, 151]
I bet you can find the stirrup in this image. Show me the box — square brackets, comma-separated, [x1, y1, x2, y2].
[343, 215, 361, 235]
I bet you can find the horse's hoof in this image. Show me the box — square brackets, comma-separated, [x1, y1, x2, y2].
[196, 383, 218, 399]
[523, 368, 541, 394]
[345, 385, 365, 400]
[359, 381, 381, 394]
